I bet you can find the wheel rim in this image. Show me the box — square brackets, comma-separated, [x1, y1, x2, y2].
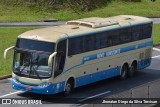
[131, 65, 135, 73]
[65, 83, 71, 95]
[122, 67, 127, 78]
[130, 63, 136, 75]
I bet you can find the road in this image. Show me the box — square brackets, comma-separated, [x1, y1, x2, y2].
[151, 18, 160, 24]
[0, 21, 65, 27]
[0, 18, 160, 27]
[0, 46, 160, 107]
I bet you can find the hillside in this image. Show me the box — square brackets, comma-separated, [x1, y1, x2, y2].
[0, 0, 159, 22]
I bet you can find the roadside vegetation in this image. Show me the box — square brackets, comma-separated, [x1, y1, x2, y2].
[153, 24, 160, 45]
[0, 24, 160, 76]
[0, 28, 34, 76]
[0, 0, 159, 22]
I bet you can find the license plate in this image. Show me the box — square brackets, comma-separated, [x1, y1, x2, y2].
[26, 87, 32, 90]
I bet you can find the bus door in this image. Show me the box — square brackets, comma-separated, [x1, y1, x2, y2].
[54, 40, 66, 77]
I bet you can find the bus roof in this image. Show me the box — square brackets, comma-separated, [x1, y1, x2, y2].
[18, 15, 152, 43]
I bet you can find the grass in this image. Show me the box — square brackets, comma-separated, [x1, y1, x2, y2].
[153, 24, 160, 45]
[0, 24, 160, 76]
[0, 28, 34, 76]
[0, 0, 160, 22]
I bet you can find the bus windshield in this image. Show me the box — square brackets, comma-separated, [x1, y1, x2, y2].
[13, 39, 55, 79]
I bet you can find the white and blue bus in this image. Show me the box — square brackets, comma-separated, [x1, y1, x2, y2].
[4, 15, 153, 96]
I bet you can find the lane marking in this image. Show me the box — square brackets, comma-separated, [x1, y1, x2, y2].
[153, 47, 160, 52]
[152, 48, 160, 58]
[152, 55, 160, 59]
[0, 91, 22, 98]
[76, 104, 88, 107]
[78, 91, 111, 102]
[7, 78, 12, 81]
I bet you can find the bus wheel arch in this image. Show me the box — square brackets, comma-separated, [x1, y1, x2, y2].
[120, 62, 129, 80]
[64, 77, 75, 96]
[128, 60, 137, 77]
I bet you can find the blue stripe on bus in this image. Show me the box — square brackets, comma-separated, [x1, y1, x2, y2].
[76, 66, 121, 87]
[76, 58, 151, 88]
[138, 58, 152, 70]
[65, 41, 153, 73]
[82, 41, 153, 64]
[12, 79, 65, 95]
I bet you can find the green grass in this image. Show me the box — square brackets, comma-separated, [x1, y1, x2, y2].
[153, 24, 160, 45]
[0, 28, 34, 76]
[0, 0, 160, 22]
[0, 24, 160, 76]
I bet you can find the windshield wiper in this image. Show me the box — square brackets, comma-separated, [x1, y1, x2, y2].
[32, 65, 41, 80]
[30, 53, 41, 80]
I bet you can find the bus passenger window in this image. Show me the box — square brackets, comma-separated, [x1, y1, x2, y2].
[120, 28, 131, 43]
[68, 37, 84, 55]
[132, 27, 140, 41]
[142, 23, 152, 39]
[107, 30, 119, 46]
[85, 35, 95, 52]
[95, 33, 107, 49]
[107, 37, 113, 46]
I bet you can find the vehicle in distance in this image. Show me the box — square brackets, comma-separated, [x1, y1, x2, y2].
[4, 15, 153, 96]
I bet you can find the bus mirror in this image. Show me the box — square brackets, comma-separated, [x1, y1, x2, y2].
[4, 46, 15, 59]
[48, 52, 57, 66]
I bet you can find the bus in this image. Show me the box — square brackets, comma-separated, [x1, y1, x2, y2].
[4, 15, 153, 96]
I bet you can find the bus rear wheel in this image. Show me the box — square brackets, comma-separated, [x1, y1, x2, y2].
[64, 80, 73, 96]
[128, 62, 137, 77]
[120, 64, 128, 80]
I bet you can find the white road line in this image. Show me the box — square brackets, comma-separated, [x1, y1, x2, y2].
[78, 91, 111, 102]
[7, 78, 12, 81]
[152, 48, 160, 58]
[153, 48, 160, 52]
[152, 55, 160, 58]
[0, 91, 22, 98]
[77, 104, 88, 107]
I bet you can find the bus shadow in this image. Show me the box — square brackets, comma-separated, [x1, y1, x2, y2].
[17, 68, 160, 104]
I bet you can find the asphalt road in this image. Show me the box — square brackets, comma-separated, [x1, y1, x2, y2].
[0, 18, 159, 27]
[0, 46, 160, 107]
[151, 18, 160, 24]
[0, 21, 65, 27]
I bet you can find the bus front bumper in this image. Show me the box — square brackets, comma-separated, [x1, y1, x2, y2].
[11, 79, 65, 95]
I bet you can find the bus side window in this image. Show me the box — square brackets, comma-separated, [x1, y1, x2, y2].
[84, 35, 95, 52]
[107, 36, 113, 46]
[132, 26, 140, 41]
[107, 30, 119, 46]
[142, 23, 152, 39]
[120, 28, 131, 43]
[68, 37, 84, 56]
[95, 33, 107, 49]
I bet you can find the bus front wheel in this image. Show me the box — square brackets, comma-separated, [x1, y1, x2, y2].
[120, 64, 128, 80]
[64, 80, 74, 96]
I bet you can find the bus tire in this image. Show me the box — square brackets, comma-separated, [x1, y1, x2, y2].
[128, 61, 137, 77]
[120, 64, 128, 80]
[64, 79, 74, 96]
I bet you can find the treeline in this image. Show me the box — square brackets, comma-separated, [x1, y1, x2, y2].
[29, 0, 141, 11]
[4, 0, 141, 12]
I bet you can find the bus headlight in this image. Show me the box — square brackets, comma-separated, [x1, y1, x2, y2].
[38, 82, 51, 87]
